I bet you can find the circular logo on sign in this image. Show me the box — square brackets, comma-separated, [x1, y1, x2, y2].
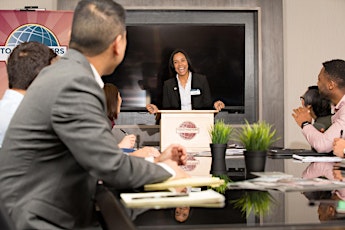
[7, 24, 59, 47]
[1, 23, 68, 63]
[177, 121, 199, 140]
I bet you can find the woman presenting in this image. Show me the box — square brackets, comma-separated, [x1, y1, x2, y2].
[146, 49, 224, 114]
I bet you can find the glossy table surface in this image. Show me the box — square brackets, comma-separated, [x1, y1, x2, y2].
[130, 156, 345, 229]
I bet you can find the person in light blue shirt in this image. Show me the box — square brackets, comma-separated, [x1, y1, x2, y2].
[0, 41, 57, 147]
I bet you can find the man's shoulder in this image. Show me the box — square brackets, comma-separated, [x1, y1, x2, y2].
[36, 50, 93, 83]
[335, 95, 345, 111]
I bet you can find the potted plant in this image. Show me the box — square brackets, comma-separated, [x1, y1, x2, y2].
[209, 119, 233, 176]
[235, 120, 278, 178]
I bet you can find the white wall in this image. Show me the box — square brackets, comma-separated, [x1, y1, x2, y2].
[284, 0, 345, 149]
[0, 0, 57, 10]
[283, 0, 345, 223]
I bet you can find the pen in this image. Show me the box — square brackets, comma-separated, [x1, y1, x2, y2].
[120, 128, 128, 136]
[131, 193, 189, 200]
[341, 130, 343, 138]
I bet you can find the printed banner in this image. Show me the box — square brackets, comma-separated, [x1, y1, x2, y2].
[0, 10, 73, 98]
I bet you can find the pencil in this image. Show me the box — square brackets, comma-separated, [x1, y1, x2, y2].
[120, 128, 128, 136]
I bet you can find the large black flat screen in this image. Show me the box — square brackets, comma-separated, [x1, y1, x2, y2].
[103, 25, 245, 113]
[102, 10, 258, 124]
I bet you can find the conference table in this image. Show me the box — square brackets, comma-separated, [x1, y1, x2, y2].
[121, 154, 345, 229]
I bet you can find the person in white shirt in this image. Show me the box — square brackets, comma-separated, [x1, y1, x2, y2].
[0, 41, 57, 147]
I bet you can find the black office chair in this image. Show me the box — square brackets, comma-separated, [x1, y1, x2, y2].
[0, 198, 16, 230]
[95, 183, 136, 230]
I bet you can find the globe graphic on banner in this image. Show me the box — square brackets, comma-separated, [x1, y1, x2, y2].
[7, 24, 58, 47]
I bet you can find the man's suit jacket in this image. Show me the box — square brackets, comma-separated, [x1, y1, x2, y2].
[0, 49, 172, 229]
[162, 73, 213, 110]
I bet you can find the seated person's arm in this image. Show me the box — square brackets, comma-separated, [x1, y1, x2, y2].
[129, 147, 160, 158]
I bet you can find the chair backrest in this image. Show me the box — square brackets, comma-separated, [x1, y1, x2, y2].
[95, 183, 136, 230]
[0, 198, 16, 230]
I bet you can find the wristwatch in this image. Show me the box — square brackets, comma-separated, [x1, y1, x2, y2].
[301, 121, 311, 129]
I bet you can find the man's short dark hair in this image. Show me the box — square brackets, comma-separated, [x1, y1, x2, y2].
[69, 0, 126, 56]
[323, 59, 345, 88]
[7, 41, 57, 89]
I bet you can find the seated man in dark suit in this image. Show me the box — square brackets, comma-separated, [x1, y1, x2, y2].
[0, 0, 189, 229]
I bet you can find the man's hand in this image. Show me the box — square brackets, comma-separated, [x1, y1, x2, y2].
[292, 106, 312, 127]
[118, 134, 136, 148]
[333, 138, 345, 158]
[155, 144, 187, 165]
[146, 104, 159, 114]
[161, 159, 191, 179]
[130, 147, 160, 158]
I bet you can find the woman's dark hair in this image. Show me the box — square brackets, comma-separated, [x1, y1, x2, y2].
[168, 49, 196, 78]
[103, 83, 119, 121]
[303, 85, 332, 117]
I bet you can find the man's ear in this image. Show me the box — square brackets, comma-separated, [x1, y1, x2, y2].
[329, 79, 336, 90]
[112, 33, 124, 56]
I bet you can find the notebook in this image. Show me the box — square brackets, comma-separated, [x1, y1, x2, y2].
[144, 176, 224, 191]
[120, 189, 225, 208]
[292, 154, 343, 163]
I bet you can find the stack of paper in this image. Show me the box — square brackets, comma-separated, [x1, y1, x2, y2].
[292, 154, 343, 163]
[120, 189, 225, 208]
[144, 176, 224, 191]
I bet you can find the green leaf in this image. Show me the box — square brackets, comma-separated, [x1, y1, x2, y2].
[208, 175, 232, 194]
[233, 120, 280, 151]
[209, 119, 233, 144]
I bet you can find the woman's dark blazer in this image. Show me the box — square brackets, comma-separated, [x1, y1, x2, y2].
[162, 73, 213, 110]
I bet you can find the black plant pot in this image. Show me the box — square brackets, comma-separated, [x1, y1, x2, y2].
[210, 143, 227, 176]
[244, 150, 267, 179]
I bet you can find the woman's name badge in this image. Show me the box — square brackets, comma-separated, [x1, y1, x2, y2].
[191, 89, 201, 95]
